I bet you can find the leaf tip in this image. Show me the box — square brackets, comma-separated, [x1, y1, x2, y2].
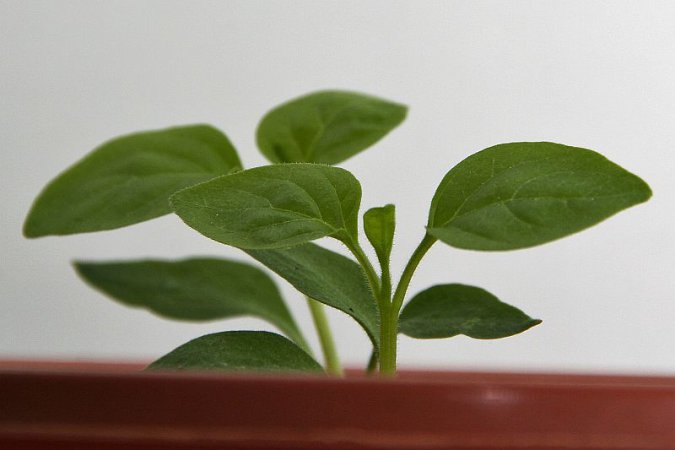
[22, 207, 49, 239]
[529, 318, 543, 329]
[22, 218, 39, 239]
[70, 259, 85, 272]
[71, 260, 98, 285]
[638, 178, 653, 203]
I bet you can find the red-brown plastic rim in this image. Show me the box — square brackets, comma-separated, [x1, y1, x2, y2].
[1, 360, 675, 449]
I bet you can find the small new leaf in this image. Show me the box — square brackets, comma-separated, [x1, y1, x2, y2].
[363, 204, 395, 266]
[428, 142, 652, 251]
[256, 90, 407, 165]
[170, 164, 362, 249]
[247, 243, 380, 348]
[399, 284, 541, 339]
[147, 331, 323, 373]
[24, 125, 241, 237]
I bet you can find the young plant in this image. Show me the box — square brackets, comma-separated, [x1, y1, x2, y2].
[24, 90, 651, 376]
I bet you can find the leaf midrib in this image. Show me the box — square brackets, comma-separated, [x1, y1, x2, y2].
[446, 191, 637, 226]
[305, 99, 363, 161]
[434, 154, 628, 229]
[175, 200, 335, 233]
[432, 154, 560, 228]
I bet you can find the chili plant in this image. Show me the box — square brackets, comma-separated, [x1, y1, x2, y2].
[24, 90, 651, 376]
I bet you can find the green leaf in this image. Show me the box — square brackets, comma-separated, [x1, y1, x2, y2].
[170, 163, 362, 249]
[246, 243, 379, 348]
[427, 142, 652, 251]
[363, 204, 395, 266]
[24, 125, 242, 237]
[399, 284, 541, 339]
[256, 90, 407, 165]
[147, 331, 323, 373]
[74, 258, 308, 350]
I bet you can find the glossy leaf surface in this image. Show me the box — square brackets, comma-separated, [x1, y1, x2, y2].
[257, 90, 407, 165]
[24, 125, 241, 237]
[247, 243, 379, 347]
[399, 284, 541, 339]
[171, 164, 361, 249]
[75, 258, 307, 349]
[148, 331, 322, 372]
[428, 142, 652, 251]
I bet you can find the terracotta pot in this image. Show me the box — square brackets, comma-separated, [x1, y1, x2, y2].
[1, 360, 675, 449]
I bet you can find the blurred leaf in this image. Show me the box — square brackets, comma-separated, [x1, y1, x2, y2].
[148, 331, 322, 373]
[75, 258, 308, 350]
[24, 125, 241, 237]
[257, 90, 406, 164]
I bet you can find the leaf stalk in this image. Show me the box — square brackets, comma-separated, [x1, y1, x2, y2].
[344, 239, 383, 308]
[306, 297, 343, 376]
[392, 235, 436, 314]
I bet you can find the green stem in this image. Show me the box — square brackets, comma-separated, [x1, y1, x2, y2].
[343, 238, 394, 376]
[378, 303, 398, 376]
[306, 297, 343, 376]
[344, 239, 383, 308]
[374, 242, 394, 376]
[378, 254, 392, 310]
[379, 234, 436, 375]
[344, 236, 434, 376]
[392, 234, 436, 314]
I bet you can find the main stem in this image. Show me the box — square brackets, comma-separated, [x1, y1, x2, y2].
[378, 302, 397, 375]
[307, 297, 343, 376]
[343, 238, 390, 375]
[381, 234, 437, 375]
[376, 244, 395, 376]
[345, 234, 435, 376]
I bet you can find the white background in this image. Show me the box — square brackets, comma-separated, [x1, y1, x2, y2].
[1, 1, 673, 374]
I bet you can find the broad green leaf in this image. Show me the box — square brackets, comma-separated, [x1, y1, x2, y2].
[363, 204, 395, 266]
[399, 284, 541, 339]
[147, 331, 323, 373]
[256, 90, 407, 165]
[427, 142, 652, 251]
[246, 243, 379, 348]
[24, 125, 242, 237]
[74, 258, 308, 351]
[170, 164, 362, 249]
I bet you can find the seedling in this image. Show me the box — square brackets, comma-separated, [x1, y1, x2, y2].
[24, 91, 651, 376]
